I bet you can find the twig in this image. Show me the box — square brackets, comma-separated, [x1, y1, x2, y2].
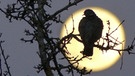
[50, 0, 84, 20]
[0, 39, 12, 76]
[110, 20, 125, 35]
[0, 53, 2, 76]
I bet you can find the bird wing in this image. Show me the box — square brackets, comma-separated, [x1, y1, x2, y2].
[79, 18, 95, 44]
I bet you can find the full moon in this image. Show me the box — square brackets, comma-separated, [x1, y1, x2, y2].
[60, 7, 126, 72]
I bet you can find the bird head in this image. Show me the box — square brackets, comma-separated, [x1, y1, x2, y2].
[84, 9, 96, 17]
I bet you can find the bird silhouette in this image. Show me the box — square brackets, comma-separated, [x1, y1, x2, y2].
[79, 9, 103, 56]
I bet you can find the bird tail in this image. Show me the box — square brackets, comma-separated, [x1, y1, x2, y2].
[83, 45, 93, 56]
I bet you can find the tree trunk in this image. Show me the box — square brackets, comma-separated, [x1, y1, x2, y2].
[36, 0, 54, 76]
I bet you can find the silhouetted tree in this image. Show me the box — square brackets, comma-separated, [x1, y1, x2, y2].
[0, 0, 135, 76]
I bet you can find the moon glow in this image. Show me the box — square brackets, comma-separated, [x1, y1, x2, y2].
[60, 7, 126, 72]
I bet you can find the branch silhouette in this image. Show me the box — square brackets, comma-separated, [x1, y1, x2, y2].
[0, 0, 135, 76]
[0, 33, 12, 76]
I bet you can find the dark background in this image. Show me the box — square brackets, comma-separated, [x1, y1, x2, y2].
[0, 0, 135, 76]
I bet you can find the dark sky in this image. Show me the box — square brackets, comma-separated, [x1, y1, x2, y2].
[0, 0, 135, 76]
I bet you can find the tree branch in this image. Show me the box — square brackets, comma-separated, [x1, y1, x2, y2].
[0, 33, 12, 76]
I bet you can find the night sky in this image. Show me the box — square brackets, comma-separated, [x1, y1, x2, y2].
[0, 0, 135, 76]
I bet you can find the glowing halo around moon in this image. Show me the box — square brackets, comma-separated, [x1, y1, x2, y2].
[60, 7, 126, 72]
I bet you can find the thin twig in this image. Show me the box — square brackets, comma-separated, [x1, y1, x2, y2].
[110, 20, 125, 35]
[0, 40, 12, 76]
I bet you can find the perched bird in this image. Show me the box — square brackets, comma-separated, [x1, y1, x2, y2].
[79, 9, 103, 56]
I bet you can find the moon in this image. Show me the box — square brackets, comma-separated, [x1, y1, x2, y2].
[60, 7, 126, 72]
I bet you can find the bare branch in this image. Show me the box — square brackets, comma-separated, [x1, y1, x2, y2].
[1, 0, 135, 76]
[0, 33, 12, 76]
[50, 0, 84, 20]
